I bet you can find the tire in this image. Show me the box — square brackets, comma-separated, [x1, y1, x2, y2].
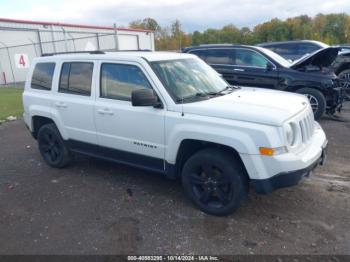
[338, 69, 350, 101]
[37, 123, 72, 168]
[296, 88, 326, 120]
[182, 148, 248, 216]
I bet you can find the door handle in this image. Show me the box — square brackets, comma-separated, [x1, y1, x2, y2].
[55, 102, 67, 108]
[233, 68, 245, 72]
[97, 108, 114, 115]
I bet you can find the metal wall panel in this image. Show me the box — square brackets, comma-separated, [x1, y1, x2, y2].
[0, 20, 155, 85]
[119, 35, 139, 50]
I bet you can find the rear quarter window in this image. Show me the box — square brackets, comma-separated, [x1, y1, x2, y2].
[31, 63, 56, 90]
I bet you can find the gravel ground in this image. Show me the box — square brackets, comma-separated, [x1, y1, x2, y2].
[0, 104, 349, 255]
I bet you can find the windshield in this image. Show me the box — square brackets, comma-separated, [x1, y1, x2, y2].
[151, 58, 229, 102]
[255, 47, 292, 67]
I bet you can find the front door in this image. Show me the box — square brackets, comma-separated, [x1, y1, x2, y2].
[94, 61, 165, 172]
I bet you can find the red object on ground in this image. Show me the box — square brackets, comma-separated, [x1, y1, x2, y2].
[2, 72, 6, 85]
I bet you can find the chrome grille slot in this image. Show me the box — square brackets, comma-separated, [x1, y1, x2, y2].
[308, 113, 314, 135]
[304, 118, 311, 140]
[299, 120, 306, 143]
[299, 109, 314, 144]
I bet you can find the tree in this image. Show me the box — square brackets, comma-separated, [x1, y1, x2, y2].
[129, 17, 160, 31]
[131, 13, 350, 50]
[129, 17, 161, 40]
[171, 19, 183, 50]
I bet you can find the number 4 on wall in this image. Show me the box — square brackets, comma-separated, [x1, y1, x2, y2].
[19, 55, 26, 67]
[14, 54, 30, 69]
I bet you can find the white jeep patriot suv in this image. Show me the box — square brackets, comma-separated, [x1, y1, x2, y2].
[23, 51, 328, 216]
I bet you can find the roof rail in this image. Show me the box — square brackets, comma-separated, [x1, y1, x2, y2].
[41, 50, 105, 57]
[198, 43, 234, 46]
[41, 49, 153, 57]
[116, 49, 153, 52]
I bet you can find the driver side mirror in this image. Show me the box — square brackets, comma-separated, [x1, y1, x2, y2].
[131, 89, 162, 108]
[266, 62, 275, 71]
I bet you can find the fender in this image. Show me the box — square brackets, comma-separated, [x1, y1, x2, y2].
[29, 104, 52, 130]
[29, 104, 68, 140]
[165, 121, 281, 164]
[49, 107, 69, 140]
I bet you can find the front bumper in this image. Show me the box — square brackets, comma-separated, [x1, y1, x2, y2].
[251, 141, 327, 194]
[240, 122, 327, 194]
[327, 86, 344, 113]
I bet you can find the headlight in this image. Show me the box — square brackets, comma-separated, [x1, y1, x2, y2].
[285, 123, 296, 146]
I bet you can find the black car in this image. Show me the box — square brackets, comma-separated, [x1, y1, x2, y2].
[183, 44, 343, 119]
[257, 40, 328, 61]
[258, 40, 350, 99]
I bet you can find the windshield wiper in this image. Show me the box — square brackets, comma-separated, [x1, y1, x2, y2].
[221, 85, 239, 92]
[176, 86, 239, 103]
[176, 92, 210, 102]
[206, 85, 239, 96]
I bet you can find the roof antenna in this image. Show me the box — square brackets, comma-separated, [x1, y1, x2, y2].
[181, 94, 184, 117]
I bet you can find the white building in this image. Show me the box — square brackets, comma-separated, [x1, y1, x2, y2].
[0, 18, 155, 85]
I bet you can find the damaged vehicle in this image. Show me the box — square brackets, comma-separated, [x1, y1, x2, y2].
[183, 44, 343, 119]
[332, 49, 350, 100]
[258, 40, 350, 100]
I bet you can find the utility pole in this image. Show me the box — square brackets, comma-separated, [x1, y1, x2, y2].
[114, 23, 119, 51]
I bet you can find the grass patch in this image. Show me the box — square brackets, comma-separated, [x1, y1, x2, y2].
[0, 88, 23, 121]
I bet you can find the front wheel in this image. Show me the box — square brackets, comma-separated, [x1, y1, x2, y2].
[182, 148, 248, 216]
[296, 88, 326, 120]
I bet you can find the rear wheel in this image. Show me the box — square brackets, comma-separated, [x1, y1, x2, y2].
[182, 148, 248, 216]
[296, 88, 326, 120]
[37, 123, 72, 168]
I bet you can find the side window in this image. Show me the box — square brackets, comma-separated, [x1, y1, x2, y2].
[271, 44, 298, 56]
[189, 50, 206, 61]
[265, 45, 278, 52]
[204, 49, 233, 65]
[31, 63, 55, 90]
[100, 63, 151, 101]
[235, 49, 268, 67]
[298, 43, 320, 55]
[59, 62, 93, 96]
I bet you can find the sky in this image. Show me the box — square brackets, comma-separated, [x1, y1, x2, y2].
[1, 0, 350, 32]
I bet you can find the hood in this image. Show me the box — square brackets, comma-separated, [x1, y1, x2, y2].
[290, 47, 339, 70]
[182, 87, 309, 126]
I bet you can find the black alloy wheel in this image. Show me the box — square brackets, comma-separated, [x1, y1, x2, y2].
[182, 148, 248, 216]
[37, 123, 71, 168]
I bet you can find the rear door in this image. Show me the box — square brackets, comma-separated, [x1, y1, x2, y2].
[52, 61, 97, 144]
[230, 48, 279, 89]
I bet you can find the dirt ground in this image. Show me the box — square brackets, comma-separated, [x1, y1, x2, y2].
[0, 104, 349, 256]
